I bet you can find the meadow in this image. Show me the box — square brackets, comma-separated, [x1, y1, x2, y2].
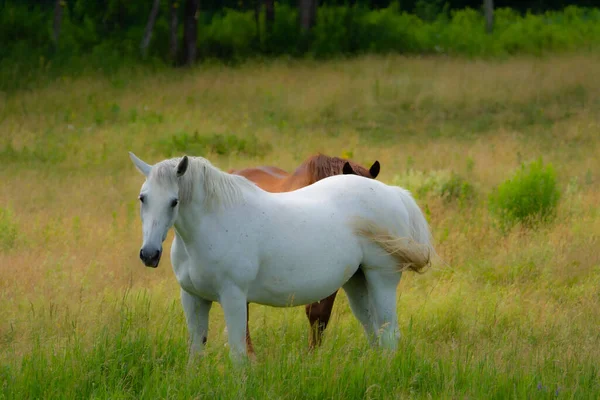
[1, 53, 599, 398]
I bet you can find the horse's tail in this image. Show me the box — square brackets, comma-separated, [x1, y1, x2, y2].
[353, 187, 435, 274]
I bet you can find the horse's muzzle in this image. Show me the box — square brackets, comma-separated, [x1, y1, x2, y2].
[139, 247, 162, 268]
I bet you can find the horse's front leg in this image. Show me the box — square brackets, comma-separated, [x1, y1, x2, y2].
[181, 288, 212, 363]
[220, 284, 249, 364]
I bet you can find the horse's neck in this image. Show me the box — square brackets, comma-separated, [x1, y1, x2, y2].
[173, 203, 204, 246]
[281, 165, 311, 191]
[174, 185, 266, 242]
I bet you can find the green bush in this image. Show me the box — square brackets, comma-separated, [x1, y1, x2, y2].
[488, 158, 561, 231]
[200, 8, 259, 60]
[0, 141, 68, 165]
[440, 173, 477, 205]
[262, 4, 303, 55]
[392, 169, 476, 205]
[0, 207, 19, 251]
[156, 131, 272, 158]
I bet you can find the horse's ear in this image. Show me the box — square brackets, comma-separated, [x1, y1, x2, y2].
[342, 162, 356, 175]
[176, 155, 189, 177]
[129, 152, 152, 177]
[369, 161, 380, 178]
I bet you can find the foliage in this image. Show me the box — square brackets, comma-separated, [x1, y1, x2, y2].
[393, 170, 476, 205]
[0, 207, 19, 250]
[488, 158, 561, 231]
[1, 2, 600, 91]
[0, 141, 68, 165]
[440, 173, 477, 205]
[156, 131, 272, 158]
[199, 8, 259, 60]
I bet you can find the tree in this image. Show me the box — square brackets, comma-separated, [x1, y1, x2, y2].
[52, 0, 64, 47]
[265, 0, 274, 31]
[183, 0, 200, 65]
[140, 0, 162, 58]
[264, 0, 275, 51]
[484, 0, 494, 34]
[299, 0, 317, 31]
[170, 0, 179, 63]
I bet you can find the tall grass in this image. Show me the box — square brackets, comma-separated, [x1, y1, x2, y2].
[1, 53, 599, 398]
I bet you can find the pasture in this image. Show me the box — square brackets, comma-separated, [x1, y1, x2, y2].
[1, 53, 599, 399]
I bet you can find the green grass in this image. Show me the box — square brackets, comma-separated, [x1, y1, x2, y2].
[1, 53, 599, 398]
[4, 288, 598, 399]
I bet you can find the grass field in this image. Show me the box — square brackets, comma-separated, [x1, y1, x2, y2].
[1, 53, 599, 399]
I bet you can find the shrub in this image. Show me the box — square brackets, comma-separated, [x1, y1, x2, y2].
[488, 158, 561, 231]
[200, 8, 258, 60]
[440, 173, 477, 205]
[156, 131, 272, 158]
[0, 207, 19, 251]
[392, 169, 476, 204]
[392, 169, 451, 200]
[0, 141, 68, 165]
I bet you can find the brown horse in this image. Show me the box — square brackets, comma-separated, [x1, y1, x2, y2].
[229, 153, 381, 354]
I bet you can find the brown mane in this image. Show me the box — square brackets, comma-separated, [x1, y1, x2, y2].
[304, 153, 373, 184]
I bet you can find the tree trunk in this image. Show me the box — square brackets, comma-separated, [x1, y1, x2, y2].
[484, 0, 494, 34]
[299, 0, 317, 31]
[265, 0, 274, 31]
[169, 0, 179, 63]
[264, 0, 275, 52]
[52, 0, 64, 46]
[254, 0, 260, 45]
[254, 0, 262, 49]
[140, 0, 162, 58]
[183, 0, 200, 66]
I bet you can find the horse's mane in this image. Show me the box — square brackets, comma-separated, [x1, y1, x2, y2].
[150, 156, 258, 212]
[304, 153, 373, 183]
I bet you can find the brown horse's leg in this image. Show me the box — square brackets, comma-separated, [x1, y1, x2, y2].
[246, 302, 255, 357]
[305, 290, 339, 350]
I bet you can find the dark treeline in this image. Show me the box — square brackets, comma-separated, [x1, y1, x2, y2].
[8, 0, 598, 13]
[1, 0, 599, 91]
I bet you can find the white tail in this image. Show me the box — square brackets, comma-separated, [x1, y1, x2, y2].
[353, 187, 435, 273]
[396, 187, 435, 257]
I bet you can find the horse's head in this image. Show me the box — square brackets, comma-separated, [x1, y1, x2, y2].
[129, 152, 189, 268]
[342, 160, 381, 179]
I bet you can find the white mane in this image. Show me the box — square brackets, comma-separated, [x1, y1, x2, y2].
[149, 156, 259, 212]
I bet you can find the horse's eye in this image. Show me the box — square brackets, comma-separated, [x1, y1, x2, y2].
[171, 199, 179, 208]
[139, 194, 145, 203]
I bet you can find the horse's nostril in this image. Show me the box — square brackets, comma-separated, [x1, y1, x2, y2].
[140, 247, 161, 264]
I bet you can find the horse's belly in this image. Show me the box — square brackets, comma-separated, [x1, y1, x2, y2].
[247, 255, 361, 307]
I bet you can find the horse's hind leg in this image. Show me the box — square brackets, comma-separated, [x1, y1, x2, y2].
[245, 303, 256, 357]
[362, 269, 402, 351]
[305, 291, 338, 350]
[342, 270, 377, 346]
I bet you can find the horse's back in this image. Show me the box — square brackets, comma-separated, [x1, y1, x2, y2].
[275, 174, 410, 229]
[231, 166, 290, 192]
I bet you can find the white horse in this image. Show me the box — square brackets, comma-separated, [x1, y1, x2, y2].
[128, 152, 435, 363]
